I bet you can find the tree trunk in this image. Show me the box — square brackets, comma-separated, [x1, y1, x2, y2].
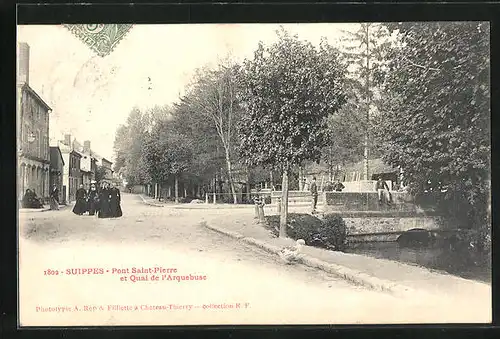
[174, 176, 179, 203]
[224, 149, 238, 204]
[270, 171, 273, 190]
[299, 167, 304, 190]
[364, 23, 371, 181]
[246, 167, 251, 203]
[279, 170, 289, 238]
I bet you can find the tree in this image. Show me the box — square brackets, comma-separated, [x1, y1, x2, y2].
[377, 22, 490, 242]
[238, 28, 347, 237]
[322, 91, 365, 181]
[143, 119, 193, 203]
[340, 23, 393, 179]
[94, 165, 107, 183]
[113, 107, 157, 187]
[169, 99, 224, 193]
[182, 59, 243, 204]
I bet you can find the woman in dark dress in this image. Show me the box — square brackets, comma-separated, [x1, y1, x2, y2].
[87, 183, 99, 216]
[72, 184, 87, 215]
[109, 183, 123, 218]
[49, 184, 59, 210]
[22, 189, 32, 208]
[98, 182, 111, 218]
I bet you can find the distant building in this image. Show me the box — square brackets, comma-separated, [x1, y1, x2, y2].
[100, 158, 113, 180]
[59, 135, 83, 203]
[49, 146, 65, 203]
[73, 140, 98, 189]
[17, 42, 52, 202]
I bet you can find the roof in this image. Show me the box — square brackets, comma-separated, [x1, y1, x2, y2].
[70, 150, 82, 158]
[18, 83, 52, 111]
[49, 146, 65, 166]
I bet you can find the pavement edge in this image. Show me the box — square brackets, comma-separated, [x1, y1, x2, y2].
[139, 195, 164, 207]
[203, 222, 415, 298]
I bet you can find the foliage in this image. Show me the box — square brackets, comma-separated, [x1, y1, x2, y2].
[238, 27, 347, 233]
[238, 28, 347, 172]
[169, 100, 222, 186]
[322, 83, 365, 175]
[182, 59, 244, 203]
[264, 213, 348, 251]
[113, 107, 158, 186]
[375, 22, 490, 237]
[337, 23, 394, 167]
[265, 213, 322, 241]
[94, 165, 108, 183]
[319, 214, 348, 251]
[143, 119, 193, 184]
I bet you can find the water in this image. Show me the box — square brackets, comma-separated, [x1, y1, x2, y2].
[345, 241, 491, 283]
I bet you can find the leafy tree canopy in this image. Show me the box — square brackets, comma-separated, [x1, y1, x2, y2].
[377, 21, 490, 228]
[238, 28, 347, 172]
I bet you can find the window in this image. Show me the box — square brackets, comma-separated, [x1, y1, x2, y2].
[37, 131, 41, 157]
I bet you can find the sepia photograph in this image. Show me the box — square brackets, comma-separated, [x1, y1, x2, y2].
[16, 22, 491, 326]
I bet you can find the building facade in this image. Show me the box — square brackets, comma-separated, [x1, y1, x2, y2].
[73, 139, 98, 188]
[17, 42, 52, 202]
[100, 158, 114, 181]
[49, 146, 65, 203]
[59, 135, 83, 203]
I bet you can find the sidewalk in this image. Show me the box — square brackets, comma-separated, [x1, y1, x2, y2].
[139, 194, 165, 207]
[201, 209, 491, 301]
[19, 203, 73, 213]
[139, 194, 322, 211]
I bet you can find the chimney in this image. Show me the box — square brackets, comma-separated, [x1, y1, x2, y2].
[64, 134, 71, 146]
[83, 140, 91, 153]
[17, 42, 30, 85]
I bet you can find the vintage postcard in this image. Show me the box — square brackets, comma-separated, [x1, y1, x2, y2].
[17, 22, 491, 327]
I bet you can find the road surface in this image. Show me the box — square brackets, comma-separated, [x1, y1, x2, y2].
[18, 193, 490, 326]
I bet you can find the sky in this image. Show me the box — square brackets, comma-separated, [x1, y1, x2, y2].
[17, 23, 359, 162]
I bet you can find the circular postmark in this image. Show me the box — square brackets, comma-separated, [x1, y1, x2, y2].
[85, 24, 105, 34]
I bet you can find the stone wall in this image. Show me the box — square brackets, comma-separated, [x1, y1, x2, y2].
[324, 191, 419, 212]
[270, 190, 323, 204]
[343, 216, 444, 242]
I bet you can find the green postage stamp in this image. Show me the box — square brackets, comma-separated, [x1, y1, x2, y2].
[64, 24, 133, 57]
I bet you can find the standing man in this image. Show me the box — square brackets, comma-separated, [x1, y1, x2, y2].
[376, 177, 391, 205]
[310, 176, 318, 213]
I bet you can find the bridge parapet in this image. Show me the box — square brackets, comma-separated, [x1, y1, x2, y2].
[324, 191, 432, 213]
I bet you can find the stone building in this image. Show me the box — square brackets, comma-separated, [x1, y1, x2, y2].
[100, 157, 114, 180]
[73, 140, 98, 189]
[49, 146, 65, 203]
[58, 135, 83, 203]
[17, 42, 52, 202]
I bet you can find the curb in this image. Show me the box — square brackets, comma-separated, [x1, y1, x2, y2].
[203, 222, 415, 298]
[139, 195, 164, 207]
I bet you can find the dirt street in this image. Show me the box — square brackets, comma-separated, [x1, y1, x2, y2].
[17, 193, 490, 326]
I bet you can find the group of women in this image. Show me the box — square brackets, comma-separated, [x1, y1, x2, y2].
[72, 182, 123, 218]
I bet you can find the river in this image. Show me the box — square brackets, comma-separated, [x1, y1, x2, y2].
[345, 241, 491, 283]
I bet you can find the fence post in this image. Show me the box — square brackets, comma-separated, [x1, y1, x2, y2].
[258, 204, 265, 224]
[254, 196, 259, 219]
[276, 197, 281, 213]
[213, 192, 216, 204]
[205, 193, 209, 204]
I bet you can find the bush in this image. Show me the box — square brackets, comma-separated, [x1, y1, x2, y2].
[263, 213, 348, 251]
[317, 214, 348, 251]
